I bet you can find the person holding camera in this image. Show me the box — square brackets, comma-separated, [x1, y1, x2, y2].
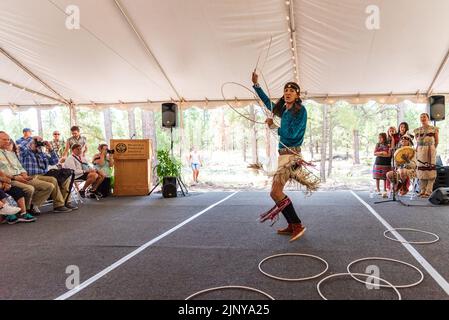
[93, 144, 115, 178]
[92, 144, 114, 197]
[18, 136, 76, 212]
[64, 144, 105, 198]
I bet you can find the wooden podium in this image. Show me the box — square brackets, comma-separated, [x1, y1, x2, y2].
[111, 139, 152, 196]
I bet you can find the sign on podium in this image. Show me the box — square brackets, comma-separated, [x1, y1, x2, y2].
[110, 139, 152, 196]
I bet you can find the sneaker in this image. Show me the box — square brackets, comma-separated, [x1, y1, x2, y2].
[277, 224, 293, 235]
[3, 214, 19, 225]
[79, 190, 86, 198]
[18, 213, 37, 223]
[289, 224, 306, 242]
[0, 203, 21, 216]
[53, 206, 73, 213]
[65, 203, 79, 210]
[28, 205, 41, 216]
[93, 190, 103, 198]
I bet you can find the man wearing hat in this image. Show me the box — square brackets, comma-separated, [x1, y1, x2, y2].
[16, 128, 34, 146]
[50, 131, 65, 158]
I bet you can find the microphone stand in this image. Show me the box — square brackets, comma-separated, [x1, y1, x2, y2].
[375, 146, 408, 206]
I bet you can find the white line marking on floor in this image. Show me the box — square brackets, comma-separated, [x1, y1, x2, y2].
[350, 190, 449, 296]
[55, 192, 239, 300]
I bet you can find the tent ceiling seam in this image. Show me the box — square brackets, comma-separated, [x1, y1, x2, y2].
[288, 0, 300, 83]
[2, 91, 446, 109]
[0, 78, 67, 105]
[113, 0, 182, 101]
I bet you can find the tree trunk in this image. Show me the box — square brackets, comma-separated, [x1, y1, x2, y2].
[36, 109, 43, 137]
[320, 104, 328, 182]
[220, 108, 226, 151]
[128, 108, 136, 139]
[309, 122, 314, 160]
[242, 133, 247, 162]
[142, 110, 158, 185]
[202, 108, 207, 150]
[249, 105, 258, 164]
[103, 108, 113, 143]
[265, 126, 270, 159]
[327, 109, 333, 177]
[269, 130, 278, 172]
[353, 129, 360, 164]
[396, 102, 405, 126]
[178, 104, 184, 159]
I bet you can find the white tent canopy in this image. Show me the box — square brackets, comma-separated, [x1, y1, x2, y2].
[1, 0, 449, 109]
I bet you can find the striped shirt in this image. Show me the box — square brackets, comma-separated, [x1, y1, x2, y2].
[18, 142, 59, 175]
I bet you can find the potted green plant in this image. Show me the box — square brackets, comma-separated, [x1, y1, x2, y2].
[155, 150, 182, 198]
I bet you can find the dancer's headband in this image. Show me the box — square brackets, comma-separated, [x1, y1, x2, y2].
[284, 82, 300, 94]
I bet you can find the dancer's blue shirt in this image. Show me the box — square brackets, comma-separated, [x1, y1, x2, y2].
[253, 85, 307, 150]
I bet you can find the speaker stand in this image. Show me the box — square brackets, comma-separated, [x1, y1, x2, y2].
[177, 176, 188, 197]
[148, 181, 160, 196]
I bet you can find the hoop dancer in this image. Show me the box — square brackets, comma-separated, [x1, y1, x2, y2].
[252, 72, 319, 242]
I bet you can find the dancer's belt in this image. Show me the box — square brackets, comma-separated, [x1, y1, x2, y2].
[279, 146, 301, 155]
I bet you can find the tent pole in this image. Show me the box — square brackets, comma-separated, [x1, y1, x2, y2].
[69, 101, 78, 126]
[0, 47, 71, 105]
[427, 47, 449, 96]
[0, 78, 66, 105]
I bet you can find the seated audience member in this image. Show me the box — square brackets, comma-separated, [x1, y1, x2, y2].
[0, 176, 31, 224]
[63, 126, 88, 158]
[0, 131, 51, 219]
[0, 189, 20, 216]
[93, 144, 114, 177]
[16, 128, 34, 146]
[8, 140, 20, 158]
[19, 136, 77, 212]
[64, 144, 105, 198]
[386, 133, 417, 196]
[92, 144, 114, 197]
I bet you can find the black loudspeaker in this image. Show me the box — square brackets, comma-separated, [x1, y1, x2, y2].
[429, 95, 445, 121]
[433, 166, 449, 190]
[429, 187, 449, 205]
[162, 177, 177, 198]
[162, 103, 178, 128]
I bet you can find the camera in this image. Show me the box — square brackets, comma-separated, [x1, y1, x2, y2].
[35, 140, 46, 147]
[107, 149, 115, 155]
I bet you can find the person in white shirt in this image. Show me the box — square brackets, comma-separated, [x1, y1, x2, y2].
[63, 144, 105, 198]
[188, 147, 202, 184]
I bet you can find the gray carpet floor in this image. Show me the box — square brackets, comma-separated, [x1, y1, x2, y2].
[0, 191, 447, 300]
